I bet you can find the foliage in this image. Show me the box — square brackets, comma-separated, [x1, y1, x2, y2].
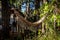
[9, 0, 60, 40]
[32, 0, 60, 40]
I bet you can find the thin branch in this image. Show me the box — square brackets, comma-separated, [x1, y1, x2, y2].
[32, 13, 49, 26]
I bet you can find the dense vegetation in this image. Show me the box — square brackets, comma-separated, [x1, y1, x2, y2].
[0, 0, 60, 40]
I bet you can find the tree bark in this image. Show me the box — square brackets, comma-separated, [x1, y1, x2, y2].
[1, 0, 10, 38]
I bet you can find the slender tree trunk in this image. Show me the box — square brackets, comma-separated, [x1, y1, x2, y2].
[54, 4, 57, 30]
[35, 0, 40, 9]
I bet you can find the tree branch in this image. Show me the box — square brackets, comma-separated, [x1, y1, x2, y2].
[11, 8, 49, 27]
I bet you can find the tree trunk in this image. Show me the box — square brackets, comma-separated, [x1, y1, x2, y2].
[35, 0, 40, 9]
[1, 0, 10, 39]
